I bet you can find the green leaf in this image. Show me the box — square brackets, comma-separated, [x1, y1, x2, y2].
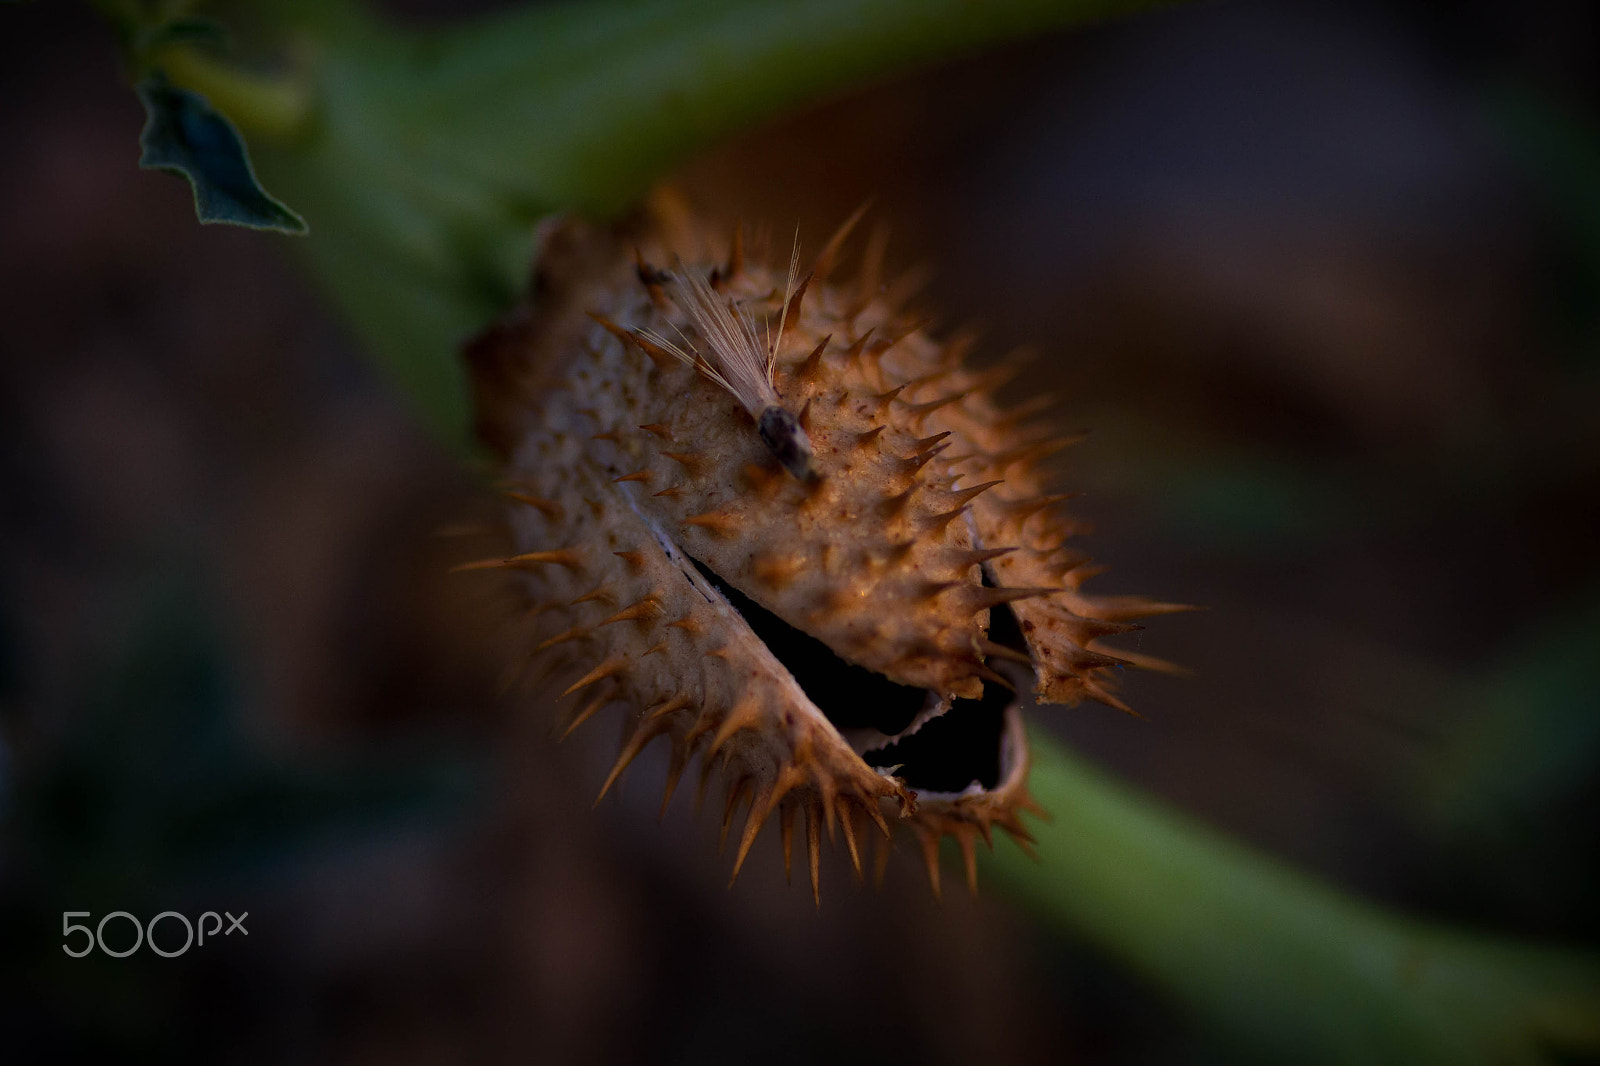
[136, 76, 307, 234]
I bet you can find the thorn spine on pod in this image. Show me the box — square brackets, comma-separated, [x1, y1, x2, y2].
[729, 763, 806, 885]
[708, 695, 762, 757]
[1086, 597, 1200, 621]
[839, 802, 862, 877]
[659, 738, 690, 820]
[535, 626, 590, 651]
[720, 776, 753, 851]
[884, 540, 916, 567]
[905, 392, 967, 424]
[1008, 493, 1080, 522]
[586, 312, 676, 371]
[862, 794, 891, 839]
[814, 201, 870, 283]
[597, 597, 662, 627]
[663, 451, 706, 473]
[972, 662, 1016, 690]
[806, 805, 822, 906]
[501, 491, 563, 519]
[844, 329, 875, 360]
[683, 511, 740, 537]
[560, 690, 611, 740]
[569, 584, 614, 608]
[904, 442, 950, 475]
[796, 335, 830, 381]
[978, 638, 1034, 665]
[878, 486, 917, 519]
[873, 831, 892, 888]
[924, 505, 971, 534]
[596, 714, 670, 804]
[1082, 680, 1136, 715]
[741, 462, 783, 494]
[919, 831, 943, 901]
[1103, 648, 1191, 676]
[852, 222, 890, 316]
[867, 317, 932, 364]
[945, 480, 1004, 508]
[870, 385, 905, 418]
[955, 827, 980, 896]
[951, 546, 1019, 569]
[634, 249, 670, 308]
[452, 548, 583, 572]
[644, 693, 692, 726]
[779, 803, 796, 883]
[965, 351, 1035, 396]
[780, 273, 812, 344]
[751, 552, 805, 590]
[990, 435, 1082, 472]
[562, 657, 626, 697]
[729, 780, 775, 885]
[989, 392, 1061, 430]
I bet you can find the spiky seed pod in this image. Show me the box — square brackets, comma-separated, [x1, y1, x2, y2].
[463, 208, 1178, 900]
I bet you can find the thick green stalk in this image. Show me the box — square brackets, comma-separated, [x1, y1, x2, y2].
[986, 731, 1600, 1065]
[357, 0, 1158, 217]
[148, 42, 313, 141]
[175, 0, 1169, 444]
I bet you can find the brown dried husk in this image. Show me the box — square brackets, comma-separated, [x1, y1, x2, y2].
[462, 207, 1181, 900]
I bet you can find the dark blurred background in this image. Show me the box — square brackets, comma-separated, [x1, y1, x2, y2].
[2, 1, 1597, 1063]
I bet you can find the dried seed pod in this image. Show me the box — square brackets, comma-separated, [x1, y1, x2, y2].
[463, 210, 1177, 900]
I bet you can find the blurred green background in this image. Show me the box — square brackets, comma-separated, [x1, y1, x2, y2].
[2, 1, 1597, 1063]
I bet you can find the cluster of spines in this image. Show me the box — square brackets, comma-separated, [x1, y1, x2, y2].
[464, 508, 1043, 901]
[587, 262, 1080, 704]
[467, 209, 1186, 899]
[458, 494, 923, 904]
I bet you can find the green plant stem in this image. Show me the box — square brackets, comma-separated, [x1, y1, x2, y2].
[191, 0, 1170, 445]
[149, 43, 313, 142]
[371, 0, 1161, 217]
[986, 730, 1600, 1065]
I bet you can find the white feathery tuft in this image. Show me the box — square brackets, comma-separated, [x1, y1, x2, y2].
[638, 235, 818, 482]
[636, 270, 768, 419]
[767, 231, 803, 377]
[639, 233, 802, 419]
